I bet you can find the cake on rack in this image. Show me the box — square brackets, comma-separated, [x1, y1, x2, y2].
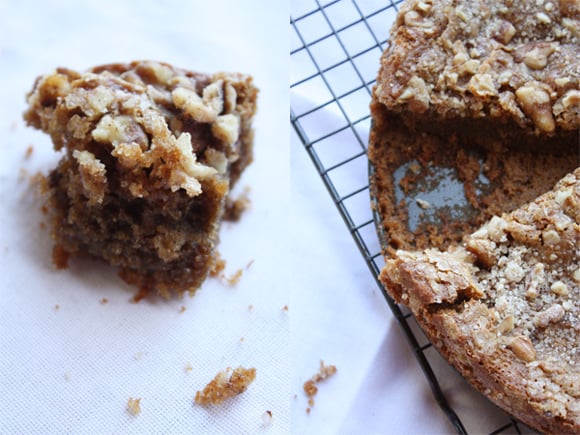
[382, 169, 580, 434]
[369, 0, 579, 432]
[373, 0, 578, 153]
[24, 61, 258, 298]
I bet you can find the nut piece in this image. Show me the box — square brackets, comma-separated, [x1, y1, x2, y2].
[533, 304, 565, 328]
[504, 262, 525, 283]
[466, 237, 497, 268]
[202, 80, 224, 115]
[497, 314, 515, 334]
[494, 20, 516, 44]
[515, 85, 556, 133]
[542, 229, 561, 245]
[525, 263, 546, 300]
[508, 335, 536, 362]
[522, 43, 556, 70]
[573, 268, 580, 283]
[550, 280, 569, 296]
[404, 10, 435, 33]
[212, 114, 240, 146]
[73, 150, 107, 206]
[397, 76, 431, 113]
[467, 73, 497, 97]
[487, 216, 508, 242]
[172, 87, 219, 123]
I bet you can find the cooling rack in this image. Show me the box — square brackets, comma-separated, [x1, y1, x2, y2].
[290, 1, 533, 434]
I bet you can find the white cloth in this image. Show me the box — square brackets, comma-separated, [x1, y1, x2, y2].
[0, 1, 289, 433]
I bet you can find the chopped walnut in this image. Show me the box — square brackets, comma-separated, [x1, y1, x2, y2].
[525, 263, 545, 299]
[397, 76, 431, 113]
[497, 314, 515, 334]
[521, 43, 557, 70]
[467, 73, 497, 97]
[550, 281, 569, 296]
[515, 85, 556, 133]
[73, 150, 107, 205]
[508, 335, 537, 362]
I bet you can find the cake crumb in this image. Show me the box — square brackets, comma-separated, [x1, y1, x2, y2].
[52, 245, 70, 270]
[24, 145, 34, 159]
[209, 253, 226, 277]
[224, 268, 243, 286]
[248, 304, 254, 312]
[282, 305, 289, 312]
[184, 362, 193, 372]
[54, 304, 60, 311]
[194, 366, 256, 406]
[127, 397, 141, 416]
[179, 305, 187, 314]
[303, 360, 337, 413]
[224, 186, 251, 221]
[132, 288, 148, 303]
[100, 297, 108, 305]
[245, 259, 255, 269]
[262, 410, 273, 426]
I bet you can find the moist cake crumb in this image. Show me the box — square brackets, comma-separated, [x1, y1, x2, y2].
[194, 366, 256, 406]
[302, 360, 337, 412]
[23, 60, 258, 298]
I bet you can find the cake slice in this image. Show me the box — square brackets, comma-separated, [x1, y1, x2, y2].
[24, 61, 258, 298]
[381, 168, 580, 434]
[373, 0, 579, 153]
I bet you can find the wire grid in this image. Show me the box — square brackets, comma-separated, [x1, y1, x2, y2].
[290, 1, 531, 434]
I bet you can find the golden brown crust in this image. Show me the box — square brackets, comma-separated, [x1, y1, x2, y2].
[24, 61, 258, 297]
[381, 169, 580, 434]
[374, 0, 579, 152]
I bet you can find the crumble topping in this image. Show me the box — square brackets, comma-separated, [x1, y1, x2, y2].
[25, 61, 246, 203]
[23, 61, 257, 297]
[465, 170, 579, 368]
[375, 0, 579, 138]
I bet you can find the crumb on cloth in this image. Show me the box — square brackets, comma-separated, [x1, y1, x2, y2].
[127, 397, 141, 416]
[195, 366, 256, 406]
[303, 360, 337, 413]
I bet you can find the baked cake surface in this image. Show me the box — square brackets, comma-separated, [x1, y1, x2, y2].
[370, 0, 580, 431]
[374, 0, 579, 152]
[24, 61, 258, 298]
[382, 169, 580, 434]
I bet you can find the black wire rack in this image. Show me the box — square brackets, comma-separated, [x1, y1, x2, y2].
[290, 1, 536, 434]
